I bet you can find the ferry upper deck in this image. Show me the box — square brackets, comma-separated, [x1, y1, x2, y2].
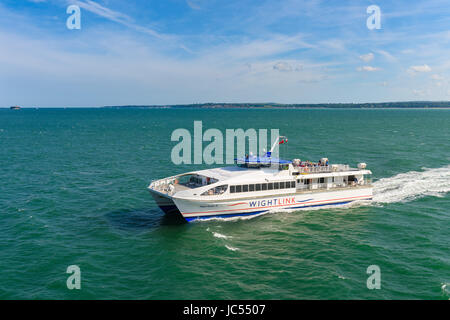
[148, 156, 372, 200]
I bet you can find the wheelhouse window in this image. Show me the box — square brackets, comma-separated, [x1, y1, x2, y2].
[201, 185, 228, 196]
[177, 174, 218, 188]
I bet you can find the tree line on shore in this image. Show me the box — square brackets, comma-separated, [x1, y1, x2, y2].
[103, 101, 450, 109]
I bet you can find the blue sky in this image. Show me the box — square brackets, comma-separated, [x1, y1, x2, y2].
[0, 0, 449, 107]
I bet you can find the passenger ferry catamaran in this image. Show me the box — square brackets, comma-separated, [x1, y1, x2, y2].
[148, 136, 373, 222]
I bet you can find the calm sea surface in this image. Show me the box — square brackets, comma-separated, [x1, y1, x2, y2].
[0, 108, 449, 299]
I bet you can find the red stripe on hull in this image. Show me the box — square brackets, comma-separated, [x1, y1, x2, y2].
[182, 194, 372, 215]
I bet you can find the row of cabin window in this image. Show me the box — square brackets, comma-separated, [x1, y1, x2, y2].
[230, 181, 295, 193]
[297, 178, 326, 184]
[296, 177, 356, 184]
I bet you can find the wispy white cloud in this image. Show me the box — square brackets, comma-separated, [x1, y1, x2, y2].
[357, 66, 380, 72]
[375, 50, 397, 62]
[212, 34, 315, 61]
[431, 74, 444, 80]
[401, 49, 415, 54]
[72, 0, 164, 39]
[408, 64, 432, 74]
[272, 61, 304, 72]
[186, 0, 202, 10]
[319, 39, 346, 51]
[412, 89, 428, 96]
[73, 0, 130, 23]
[359, 53, 374, 63]
[273, 61, 293, 72]
[297, 74, 328, 83]
[431, 74, 446, 87]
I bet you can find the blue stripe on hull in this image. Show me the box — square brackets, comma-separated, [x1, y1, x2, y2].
[184, 210, 269, 222]
[290, 200, 352, 209]
[297, 198, 313, 203]
[184, 198, 372, 222]
[289, 198, 371, 209]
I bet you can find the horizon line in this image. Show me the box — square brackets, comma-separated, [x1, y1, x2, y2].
[2, 100, 450, 109]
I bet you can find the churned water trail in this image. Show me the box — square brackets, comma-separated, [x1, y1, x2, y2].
[373, 165, 450, 204]
[442, 283, 450, 299]
[212, 232, 232, 239]
[225, 245, 240, 251]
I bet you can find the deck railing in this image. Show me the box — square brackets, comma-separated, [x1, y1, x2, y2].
[296, 180, 369, 191]
[296, 166, 331, 173]
[295, 164, 353, 174]
[149, 177, 177, 193]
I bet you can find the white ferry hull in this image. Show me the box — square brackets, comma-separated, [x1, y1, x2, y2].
[148, 144, 373, 222]
[173, 187, 372, 222]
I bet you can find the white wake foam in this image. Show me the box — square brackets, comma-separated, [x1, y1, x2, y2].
[212, 232, 232, 239]
[442, 283, 450, 299]
[373, 165, 450, 204]
[225, 245, 240, 251]
[196, 211, 269, 223]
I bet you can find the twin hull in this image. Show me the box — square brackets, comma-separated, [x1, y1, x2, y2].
[151, 187, 373, 222]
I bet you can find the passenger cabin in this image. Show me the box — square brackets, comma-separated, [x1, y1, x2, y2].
[149, 156, 371, 197]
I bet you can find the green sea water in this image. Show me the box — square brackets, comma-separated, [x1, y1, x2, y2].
[0, 108, 449, 299]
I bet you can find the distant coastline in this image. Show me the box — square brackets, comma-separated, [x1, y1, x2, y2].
[102, 101, 450, 109]
[3, 101, 450, 109]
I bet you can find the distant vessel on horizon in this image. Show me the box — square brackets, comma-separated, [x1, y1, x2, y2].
[10, 105, 21, 110]
[148, 136, 373, 222]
